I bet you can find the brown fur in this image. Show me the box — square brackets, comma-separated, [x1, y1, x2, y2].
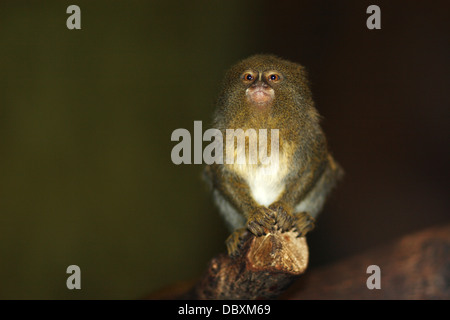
[204, 54, 343, 255]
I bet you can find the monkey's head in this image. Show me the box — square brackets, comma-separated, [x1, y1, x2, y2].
[215, 54, 315, 127]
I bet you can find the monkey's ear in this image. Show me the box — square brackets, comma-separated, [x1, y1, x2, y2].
[289, 63, 314, 100]
[287, 62, 310, 89]
[296, 64, 310, 83]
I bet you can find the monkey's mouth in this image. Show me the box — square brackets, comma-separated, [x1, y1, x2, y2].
[246, 87, 274, 106]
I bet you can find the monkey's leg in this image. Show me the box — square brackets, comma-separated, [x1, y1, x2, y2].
[225, 228, 248, 257]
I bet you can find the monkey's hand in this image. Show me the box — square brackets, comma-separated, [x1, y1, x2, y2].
[225, 228, 248, 257]
[246, 206, 277, 236]
[269, 201, 315, 236]
[269, 201, 296, 232]
[293, 212, 315, 237]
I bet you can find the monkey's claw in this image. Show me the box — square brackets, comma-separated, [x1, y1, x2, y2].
[269, 201, 296, 232]
[226, 228, 248, 257]
[293, 212, 315, 237]
[246, 207, 276, 236]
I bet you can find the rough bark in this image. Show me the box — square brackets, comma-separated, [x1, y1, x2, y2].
[282, 223, 450, 299]
[148, 223, 450, 300]
[182, 230, 309, 300]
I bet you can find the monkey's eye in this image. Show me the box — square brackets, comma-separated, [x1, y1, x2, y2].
[268, 74, 281, 82]
[242, 73, 255, 82]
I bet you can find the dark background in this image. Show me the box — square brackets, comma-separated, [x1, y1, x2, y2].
[0, 1, 448, 299]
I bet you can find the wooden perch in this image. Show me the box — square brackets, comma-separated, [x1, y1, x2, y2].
[148, 222, 450, 300]
[179, 230, 309, 300]
[281, 223, 450, 299]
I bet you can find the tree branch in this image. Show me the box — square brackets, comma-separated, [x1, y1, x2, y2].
[281, 223, 450, 299]
[181, 230, 309, 300]
[148, 223, 450, 300]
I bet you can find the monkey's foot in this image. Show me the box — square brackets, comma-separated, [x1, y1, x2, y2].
[293, 212, 315, 237]
[269, 201, 296, 232]
[246, 207, 277, 236]
[226, 228, 248, 257]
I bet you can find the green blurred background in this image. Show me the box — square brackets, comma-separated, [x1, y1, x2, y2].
[0, 1, 448, 299]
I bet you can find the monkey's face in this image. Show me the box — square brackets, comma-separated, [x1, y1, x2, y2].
[241, 70, 280, 109]
[217, 55, 313, 120]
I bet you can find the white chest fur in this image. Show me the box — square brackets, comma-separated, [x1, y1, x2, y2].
[248, 162, 286, 206]
[229, 155, 289, 207]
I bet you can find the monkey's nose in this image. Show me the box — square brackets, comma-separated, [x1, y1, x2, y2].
[251, 80, 269, 88]
[246, 84, 274, 106]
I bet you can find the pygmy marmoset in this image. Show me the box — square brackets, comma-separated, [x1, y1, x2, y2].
[204, 54, 343, 256]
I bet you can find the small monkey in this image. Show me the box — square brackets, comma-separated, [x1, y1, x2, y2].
[204, 54, 343, 256]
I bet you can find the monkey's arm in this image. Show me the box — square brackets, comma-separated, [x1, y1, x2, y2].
[277, 155, 328, 208]
[205, 164, 276, 235]
[281, 153, 342, 209]
[270, 149, 341, 235]
[205, 164, 254, 215]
